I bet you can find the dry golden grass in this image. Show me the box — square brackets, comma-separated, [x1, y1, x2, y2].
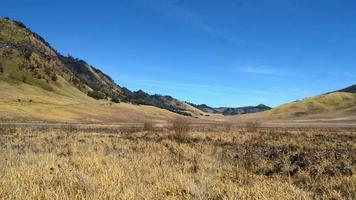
[0, 126, 355, 200]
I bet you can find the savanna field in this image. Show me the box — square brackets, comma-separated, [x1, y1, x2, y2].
[0, 123, 355, 200]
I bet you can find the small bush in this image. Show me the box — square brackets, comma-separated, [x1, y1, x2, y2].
[44, 67, 52, 76]
[21, 74, 27, 83]
[246, 121, 261, 132]
[223, 122, 233, 132]
[111, 95, 120, 103]
[171, 118, 190, 142]
[23, 49, 33, 60]
[0, 63, 3, 73]
[51, 74, 57, 81]
[143, 121, 154, 131]
[88, 90, 106, 100]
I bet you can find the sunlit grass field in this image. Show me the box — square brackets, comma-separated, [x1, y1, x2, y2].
[0, 124, 355, 200]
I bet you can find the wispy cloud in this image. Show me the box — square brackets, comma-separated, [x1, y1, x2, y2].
[238, 66, 296, 77]
[160, 1, 212, 32]
[140, 0, 246, 45]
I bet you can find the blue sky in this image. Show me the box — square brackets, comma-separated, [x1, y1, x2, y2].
[2, 0, 356, 107]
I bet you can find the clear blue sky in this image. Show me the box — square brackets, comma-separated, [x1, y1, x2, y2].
[2, 0, 356, 107]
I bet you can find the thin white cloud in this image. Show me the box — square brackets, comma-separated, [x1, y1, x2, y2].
[140, 0, 246, 45]
[238, 66, 296, 76]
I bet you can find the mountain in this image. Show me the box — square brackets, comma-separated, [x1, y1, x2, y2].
[0, 17, 205, 118]
[188, 103, 271, 115]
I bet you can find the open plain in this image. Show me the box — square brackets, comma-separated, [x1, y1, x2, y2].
[0, 124, 355, 200]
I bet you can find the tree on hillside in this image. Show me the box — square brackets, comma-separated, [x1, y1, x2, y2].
[21, 74, 27, 83]
[23, 48, 32, 60]
[111, 95, 120, 103]
[51, 74, 57, 81]
[88, 90, 106, 100]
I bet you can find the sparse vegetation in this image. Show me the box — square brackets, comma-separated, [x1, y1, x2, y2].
[0, 126, 354, 199]
[50, 73, 57, 81]
[21, 74, 27, 83]
[87, 90, 106, 100]
[110, 95, 120, 103]
[246, 120, 261, 132]
[171, 118, 190, 142]
[143, 121, 154, 131]
[22, 48, 32, 60]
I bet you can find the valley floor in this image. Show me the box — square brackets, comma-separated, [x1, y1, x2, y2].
[0, 126, 355, 200]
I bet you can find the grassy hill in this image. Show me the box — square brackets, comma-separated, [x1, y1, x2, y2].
[267, 92, 356, 119]
[0, 80, 187, 123]
[0, 17, 206, 119]
[229, 88, 356, 124]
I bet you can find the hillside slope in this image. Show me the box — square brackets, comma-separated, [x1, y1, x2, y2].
[0, 80, 188, 123]
[229, 86, 356, 125]
[266, 92, 356, 119]
[0, 18, 204, 117]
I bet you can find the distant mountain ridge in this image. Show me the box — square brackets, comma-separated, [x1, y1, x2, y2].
[187, 103, 271, 116]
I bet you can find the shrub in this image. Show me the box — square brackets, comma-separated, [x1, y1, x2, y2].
[171, 118, 190, 142]
[51, 74, 57, 81]
[21, 74, 27, 83]
[88, 90, 106, 100]
[110, 95, 120, 103]
[143, 121, 154, 131]
[0, 63, 3, 73]
[246, 121, 261, 132]
[223, 122, 233, 132]
[44, 67, 51, 75]
[23, 48, 32, 60]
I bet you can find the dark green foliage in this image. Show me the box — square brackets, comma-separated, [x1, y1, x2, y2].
[51, 73, 57, 81]
[59, 55, 123, 102]
[92, 67, 114, 82]
[111, 95, 120, 103]
[121, 89, 192, 116]
[44, 66, 52, 76]
[22, 48, 33, 60]
[0, 63, 3, 73]
[88, 90, 106, 100]
[21, 74, 27, 83]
